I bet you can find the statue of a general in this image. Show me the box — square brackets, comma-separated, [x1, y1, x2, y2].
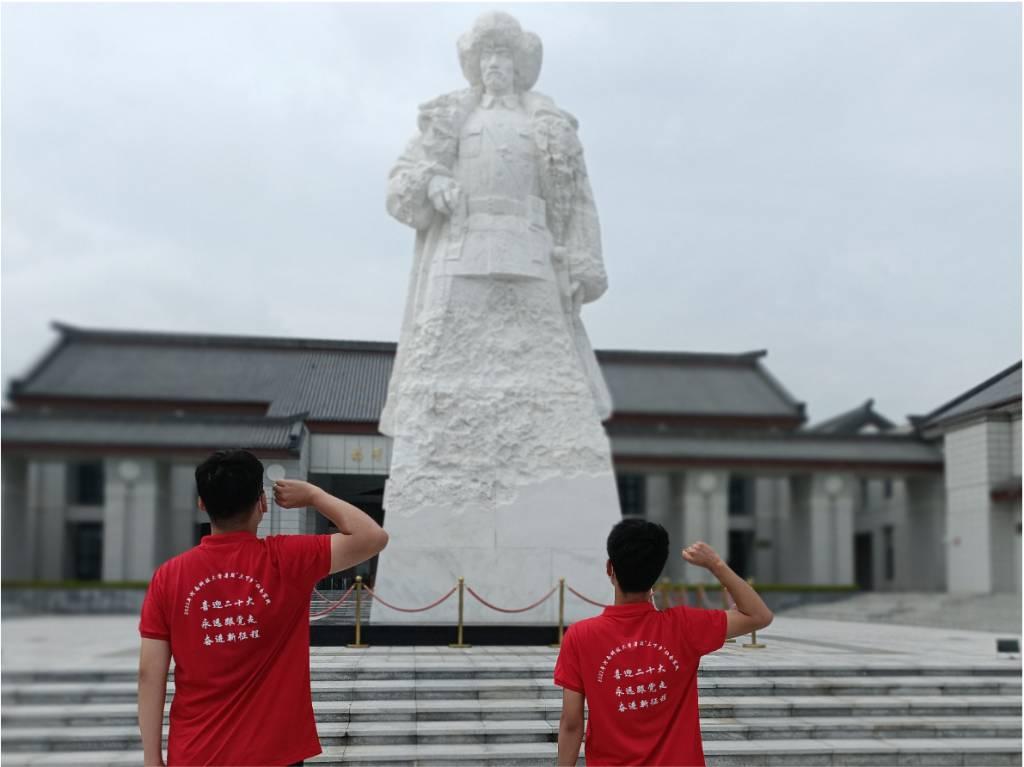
[374, 12, 622, 623]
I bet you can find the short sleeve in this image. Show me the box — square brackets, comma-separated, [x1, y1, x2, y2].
[671, 606, 727, 658]
[553, 624, 585, 694]
[271, 534, 333, 590]
[139, 569, 170, 641]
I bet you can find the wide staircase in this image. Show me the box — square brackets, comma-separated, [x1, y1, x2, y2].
[2, 643, 1021, 766]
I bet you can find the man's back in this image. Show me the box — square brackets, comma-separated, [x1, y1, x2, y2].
[554, 602, 726, 767]
[139, 531, 330, 766]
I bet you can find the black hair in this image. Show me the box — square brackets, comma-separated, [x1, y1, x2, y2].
[195, 450, 264, 524]
[607, 518, 669, 593]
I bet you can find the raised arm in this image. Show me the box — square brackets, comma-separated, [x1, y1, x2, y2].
[682, 541, 773, 639]
[273, 479, 389, 574]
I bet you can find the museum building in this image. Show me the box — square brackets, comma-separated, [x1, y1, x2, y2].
[2, 323, 1019, 594]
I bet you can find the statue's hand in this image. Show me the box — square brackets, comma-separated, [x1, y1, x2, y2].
[427, 175, 461, 216]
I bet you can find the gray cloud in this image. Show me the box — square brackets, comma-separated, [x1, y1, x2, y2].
[2, 2, 1020, 423]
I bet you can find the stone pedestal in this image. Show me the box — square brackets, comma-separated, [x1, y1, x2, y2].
[371, 472, 620, 625]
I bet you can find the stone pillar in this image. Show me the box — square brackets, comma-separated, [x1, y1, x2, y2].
[808, 473, 855, 585]
[27, 460, 66, 580]
[168, 464, 198, 557]
[681, 471, 729, 585]
[645, 473, 682, 582]
[103, 458, 159, 581]
[905, 476, 945, 591]
[753, 476, 784, 582]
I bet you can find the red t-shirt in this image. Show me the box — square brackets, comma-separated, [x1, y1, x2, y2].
[139, 531, 332, 767]
[553, 602, 727, 767]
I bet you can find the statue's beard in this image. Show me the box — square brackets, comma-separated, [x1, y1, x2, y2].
[483, 72, 512, 93]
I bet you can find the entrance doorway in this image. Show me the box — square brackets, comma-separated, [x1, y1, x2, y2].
[854, 532, 873, 591]
[308, 473, 386, 590]
[727, 530, 755, 579]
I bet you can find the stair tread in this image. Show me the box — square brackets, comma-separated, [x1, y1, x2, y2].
[2, 738, 1022, 765]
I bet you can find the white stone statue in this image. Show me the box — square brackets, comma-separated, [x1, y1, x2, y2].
[374, 11, 623, 624]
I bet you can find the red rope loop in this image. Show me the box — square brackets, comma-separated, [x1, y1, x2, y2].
[567, 585, 608, 608]
[465, 585, 557, 613]
[364, 584, 458, 613]
[309, 584, 356, 620]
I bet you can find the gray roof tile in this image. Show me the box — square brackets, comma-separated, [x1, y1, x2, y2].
[10, 325, 804, 423]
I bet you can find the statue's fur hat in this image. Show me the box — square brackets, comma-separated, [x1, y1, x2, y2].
[457, 12, 542, 92]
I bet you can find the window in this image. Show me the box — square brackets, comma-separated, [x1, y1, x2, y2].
[68, 461, 104, 506]
[616, 474, 646, 517]
[68, 522, 103, 581]
[883, 479, 893, 499]
[883, 525, 895, 581]
[728, 476, 750, 515]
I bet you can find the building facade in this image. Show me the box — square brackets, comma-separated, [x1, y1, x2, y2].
[2, 323, 1017, 594]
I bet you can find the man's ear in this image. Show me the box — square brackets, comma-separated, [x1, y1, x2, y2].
[606, 559, 615, 583]
[197, 497, 206, 513]
[258, 492, 268, 518]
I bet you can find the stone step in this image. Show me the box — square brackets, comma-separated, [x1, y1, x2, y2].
[4, 695, 1020, 728]
[3, 674, 1018, 705]
[0, 738, 1020, 766]
[2, 716, 1020, 752]
[4, 661, 1018, 683]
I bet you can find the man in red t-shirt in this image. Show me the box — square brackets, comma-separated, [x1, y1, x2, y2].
[137, 449, 389, 767]
[554, 519, 773, 766]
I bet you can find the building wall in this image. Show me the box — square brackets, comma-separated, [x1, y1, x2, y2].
[944, 415, 1021, 594]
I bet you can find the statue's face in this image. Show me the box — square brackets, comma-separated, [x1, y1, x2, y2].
[480, 45, 514, 95]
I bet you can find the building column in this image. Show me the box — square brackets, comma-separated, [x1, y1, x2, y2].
[103, 458, 159, 581]
[645, 473, 682, 582]
[27, 460, 66, 580]
[2, 457, 30, 580]
[905, 476, 945, 591]
[753, 476, 785, 583]
[681, 471, 729, 585]
[808, 473, 855, 585]
[168, 464, 198, 557]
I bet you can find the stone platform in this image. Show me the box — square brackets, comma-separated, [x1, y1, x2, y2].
[2, 615, 1020, 765]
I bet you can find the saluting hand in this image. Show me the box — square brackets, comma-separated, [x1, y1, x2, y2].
[681, 541, 724, 571]
[272, 479, 320, 509]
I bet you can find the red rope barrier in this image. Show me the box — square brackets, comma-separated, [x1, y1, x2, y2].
[567, 585, 607, 607]
[364, 584, 458, 613]
[310, 584, 356, 620]
[465, 584, 557, 613]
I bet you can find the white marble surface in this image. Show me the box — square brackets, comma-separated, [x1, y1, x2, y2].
[372, 473, 620, 624]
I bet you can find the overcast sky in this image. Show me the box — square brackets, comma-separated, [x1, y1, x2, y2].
[2, 2, 1020, 424]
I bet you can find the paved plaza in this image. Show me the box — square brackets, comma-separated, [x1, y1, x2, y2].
[2, 613, 1020, 765]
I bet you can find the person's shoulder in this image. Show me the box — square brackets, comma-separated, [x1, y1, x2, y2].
[524, 91, 578, 129]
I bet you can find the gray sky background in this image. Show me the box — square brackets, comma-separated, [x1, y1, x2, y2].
[2, 2, 1020, 424]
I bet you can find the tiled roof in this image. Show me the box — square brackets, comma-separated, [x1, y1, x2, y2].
[1, 410, 305, 452]
[808, 399, 895, 434]
[8, 324, 806, 423]
[917, 362, 1022, 431]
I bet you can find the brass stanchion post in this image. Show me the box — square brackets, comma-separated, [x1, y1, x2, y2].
[742, 577, 766, 649]
[550, 578, 565, 648]
[449, 576, 471, 648]
[722, 581, 736, 643]
[347, 576, 368, 649]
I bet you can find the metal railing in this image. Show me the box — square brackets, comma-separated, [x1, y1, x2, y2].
[310, 575, 768, 650]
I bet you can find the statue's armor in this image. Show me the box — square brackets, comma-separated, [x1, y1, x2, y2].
[446, 103, 554, 282]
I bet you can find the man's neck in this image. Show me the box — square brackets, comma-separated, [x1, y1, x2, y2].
[614, 590, 651, 606]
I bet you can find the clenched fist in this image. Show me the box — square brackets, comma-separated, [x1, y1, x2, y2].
[272, 479, 321, 509]
[681, 541, 724, 571]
